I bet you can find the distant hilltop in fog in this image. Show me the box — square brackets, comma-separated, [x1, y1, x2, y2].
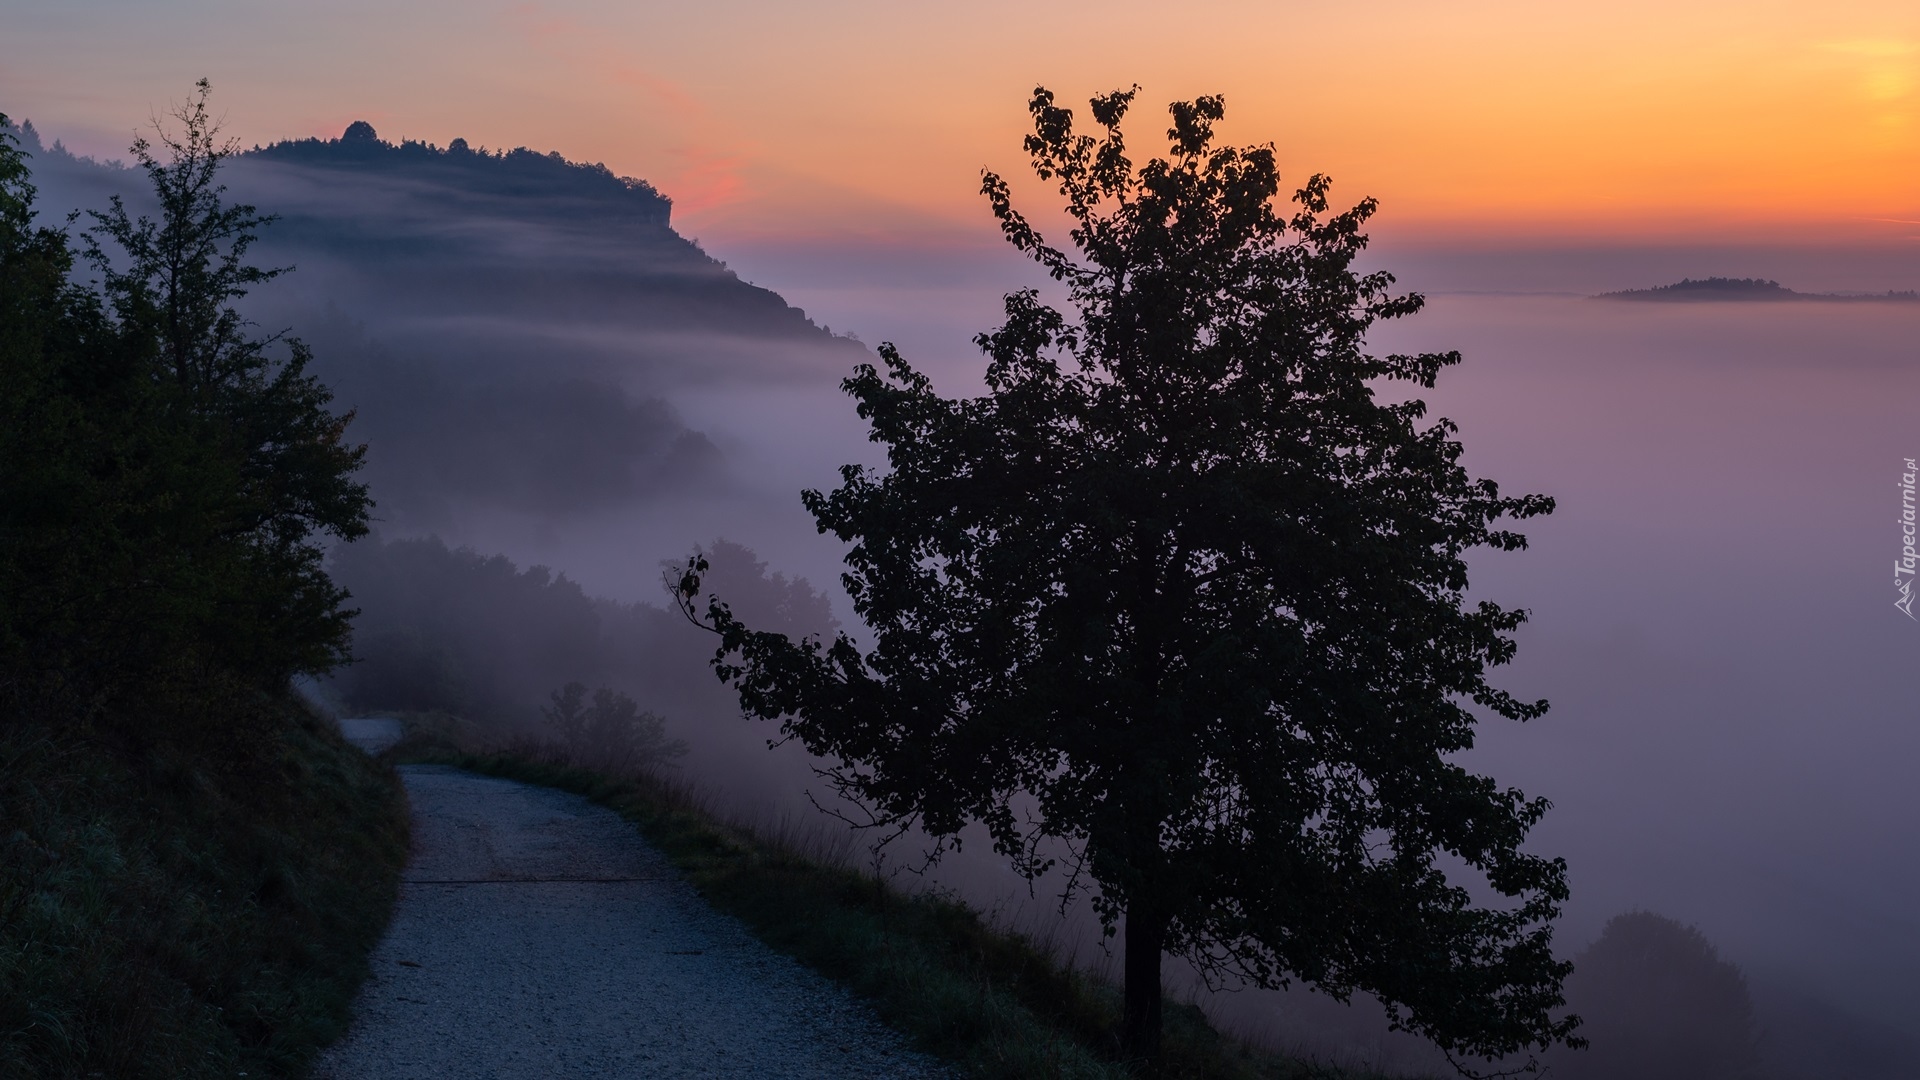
[1, 116, 854, 345]
[250, 119, 673, 228]
[1597, 276, 1920, 302]
[2, 114, 870, 529]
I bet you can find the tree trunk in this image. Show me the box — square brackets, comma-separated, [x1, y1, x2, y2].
[1122, 900, 1166, 1065]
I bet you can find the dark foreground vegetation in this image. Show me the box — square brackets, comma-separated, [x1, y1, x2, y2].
[1, 85, 407, 1077]
[388, 727, 1410, 1080]
[0, 698, 407, 1078]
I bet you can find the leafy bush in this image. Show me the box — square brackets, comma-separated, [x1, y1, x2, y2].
[538, 682, 688, 773]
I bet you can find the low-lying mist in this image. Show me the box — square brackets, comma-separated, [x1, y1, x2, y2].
[321, 533, 839, 818]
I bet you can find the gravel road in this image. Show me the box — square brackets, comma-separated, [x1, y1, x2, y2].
[316, 759, 953, 1079]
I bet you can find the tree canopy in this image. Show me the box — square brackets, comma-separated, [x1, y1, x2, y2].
[0, 81, 368, 723]
[683, 85, 1582, 1068]
[679, 85, 1577, 1070]
[1555, 913, 1759, 1080]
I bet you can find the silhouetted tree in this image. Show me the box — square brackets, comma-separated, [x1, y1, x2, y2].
[0, 83, 368, 717]
[83, 79, 370, 690]
[0, 111, 126, 697]
[1556, 913, 1762, 1080]
[676, 86, 1575, 1069]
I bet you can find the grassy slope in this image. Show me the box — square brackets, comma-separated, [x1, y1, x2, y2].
[0, 696, 409, 1079]
[394, 743, 1401, 1080]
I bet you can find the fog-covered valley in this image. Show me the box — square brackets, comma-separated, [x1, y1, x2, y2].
[12, 112, 1920, 1078]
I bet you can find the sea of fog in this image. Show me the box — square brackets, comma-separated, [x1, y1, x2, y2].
[444, 282, 1920, 1071]
[1370, 294, 1920, 1069]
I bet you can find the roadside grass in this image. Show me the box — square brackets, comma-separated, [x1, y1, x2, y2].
[389, 733, 1402, 1080]
[0, 691, 410, 1079]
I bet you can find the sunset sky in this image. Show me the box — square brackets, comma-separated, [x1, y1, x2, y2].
[6, 0, 1919, 251]
[11, 2, 1920, 1058]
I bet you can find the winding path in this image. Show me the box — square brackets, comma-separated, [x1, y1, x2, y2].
[319, 723, 950, 1079]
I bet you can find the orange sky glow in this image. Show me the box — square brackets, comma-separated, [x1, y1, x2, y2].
[4, 0, 1917, 249]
